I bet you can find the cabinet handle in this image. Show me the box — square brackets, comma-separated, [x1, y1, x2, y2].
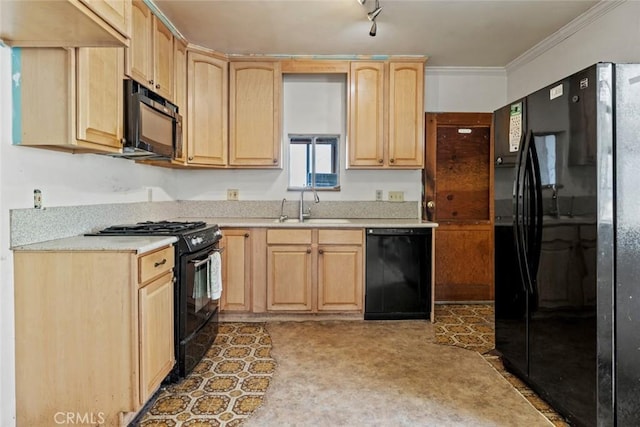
[378, 159, 383, 163]
[306, 248, 311, 254]
[496, 156, 503, 165]
[318, 249, 324, 254]
[154, 258, 167, 267]
[427, 200, 435, 210]
[273, 159, 277, 163]
[390, 158, 395, 163]
[155, 83, 161, 89]
[244, 233, 249, 238]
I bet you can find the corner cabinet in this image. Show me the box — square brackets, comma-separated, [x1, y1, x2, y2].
[14, 244, 175, 426]
[229, 61, 282, 167]
[15, 47, 124, 154]
[266, 228, 363, 312]
[349, 61, 424, 169]
[186, 50, 229, 166]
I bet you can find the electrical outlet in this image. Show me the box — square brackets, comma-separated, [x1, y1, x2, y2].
[227, 189, 239, 201]
[388, 191, 404, 202]
[375, 190, 383, 201]
[34, 189, 42, 209]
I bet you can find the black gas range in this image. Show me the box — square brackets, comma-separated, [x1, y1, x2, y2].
[90, 220, 223, 381]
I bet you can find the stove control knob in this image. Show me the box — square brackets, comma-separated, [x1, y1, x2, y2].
[190, 237, 198, 245]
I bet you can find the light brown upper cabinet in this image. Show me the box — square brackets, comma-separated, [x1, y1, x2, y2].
[16, 47, 124, 154]
[127, 0, 174, 101]
[0, 0, 130, 47]
[229, 62, 282, 167]
[349, 61, 425, 169]
[186, 50, 229, 166]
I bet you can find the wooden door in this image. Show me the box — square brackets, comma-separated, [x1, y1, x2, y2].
[221, 229, 252, 311]
[127, 0, 152, 85]
[267, 245, 313, 311]
[76, 47, 124, 151]
[348, 61, 385, 167]
[139, 271, 174, 403]
[424, 112, 494, 301]
[229, 62, 281, 167]
[152, 16, 174, 101]
[388, 61, 424, 168]
[187, 51, 228, 166]
[317, 245, 363, 311]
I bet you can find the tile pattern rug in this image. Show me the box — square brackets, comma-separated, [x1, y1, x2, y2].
[434, 304, 570, 427]
[137, 323, 275, 427]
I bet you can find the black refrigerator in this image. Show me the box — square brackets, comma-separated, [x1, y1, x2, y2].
[494, 63, 640, 427]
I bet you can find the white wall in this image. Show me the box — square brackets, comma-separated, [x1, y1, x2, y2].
[507, 1, 640, 100]
[425, 67, 507, 112]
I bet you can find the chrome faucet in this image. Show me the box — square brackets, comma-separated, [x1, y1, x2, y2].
[299, 187, 320, 221]
[279, 198, 288, 222]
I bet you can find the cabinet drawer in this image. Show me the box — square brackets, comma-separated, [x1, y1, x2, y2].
[139, 246, 175, 284]
[318, 229, 363, 245]
[267, 229, 312, 245]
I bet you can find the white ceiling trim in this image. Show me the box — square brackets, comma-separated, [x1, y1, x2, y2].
[425, 66, 506, 78]
[506, 0, 626, 73]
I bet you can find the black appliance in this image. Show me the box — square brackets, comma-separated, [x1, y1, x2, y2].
[364, 228, 431, 320]
[90, 221, 223, 380]
[494, 63, 640, 426]
[121, 79, 182, 159]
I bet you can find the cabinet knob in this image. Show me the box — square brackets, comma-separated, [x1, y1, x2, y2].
[390, 158, 395, 163]
[155, 83, 161, 89]
[244, 233, 249, 238]
[306, 248, 311, 254]
[496, 157, 503, 165]
[318, 249, 324, 254]
[427, 200, 436, 210]
[273, 159, 277, 163]
[148, 79, 154, 85]
[378, 159, 383, 164]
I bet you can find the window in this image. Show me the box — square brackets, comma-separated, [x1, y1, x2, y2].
[288, 134, 340, 190]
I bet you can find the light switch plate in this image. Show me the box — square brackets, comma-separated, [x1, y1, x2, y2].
[227, 189, 239, 201]
[388, 191, 404, 202]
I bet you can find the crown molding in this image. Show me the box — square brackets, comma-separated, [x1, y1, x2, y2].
[425, 66, 506, 77]
[506, 0, 626, 72]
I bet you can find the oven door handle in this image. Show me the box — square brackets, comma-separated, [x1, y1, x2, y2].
[190, 247, 225, 268]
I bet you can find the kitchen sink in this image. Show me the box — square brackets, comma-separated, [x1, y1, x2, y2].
[273, 218, 352, 224]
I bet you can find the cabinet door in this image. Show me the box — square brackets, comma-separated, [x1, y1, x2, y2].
[76, 47, 124, 150]
[139, 272, 174, 403]
[229, 62, 281, 167]
[388, 62, 424, 168]
[221, 229, 252, 311]
[187, 51, 228, 166]
[127, 0, 152, 86]
[317, 245, 363, 311]
[267, 245, 312, 311]
[349, 62, 385, 167]
[173, 40, 188, 162]
[80, 0, 131, 37]
[152, 16, 174, 101]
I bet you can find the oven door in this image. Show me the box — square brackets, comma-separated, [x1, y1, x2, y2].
[182, 246, 220, 339]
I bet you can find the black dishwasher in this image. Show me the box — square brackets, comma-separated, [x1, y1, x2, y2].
[365, 228, 432, 320]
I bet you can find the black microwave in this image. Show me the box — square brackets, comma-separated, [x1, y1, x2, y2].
[123, 79, 182, 159]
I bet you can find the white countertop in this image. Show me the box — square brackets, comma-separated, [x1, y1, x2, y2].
[174, 217, 438, 228]
[12, 235, 178, 254]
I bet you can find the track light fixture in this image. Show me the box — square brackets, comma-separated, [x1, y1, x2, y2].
[358, 0, 382, 37]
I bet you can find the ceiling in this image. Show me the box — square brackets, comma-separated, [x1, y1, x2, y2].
[154, 0, 599, 67]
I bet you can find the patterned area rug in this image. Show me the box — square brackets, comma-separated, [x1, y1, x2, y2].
[137, 323, 275, 427]
[434, 304, 569, 427]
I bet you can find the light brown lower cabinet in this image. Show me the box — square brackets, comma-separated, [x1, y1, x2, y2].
[14, 245, 175, 426]
[266, 228, 363, 312]
[220, 229, 252, 312]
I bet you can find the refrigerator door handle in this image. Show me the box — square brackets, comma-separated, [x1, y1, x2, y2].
[514, 130, 536, 295]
